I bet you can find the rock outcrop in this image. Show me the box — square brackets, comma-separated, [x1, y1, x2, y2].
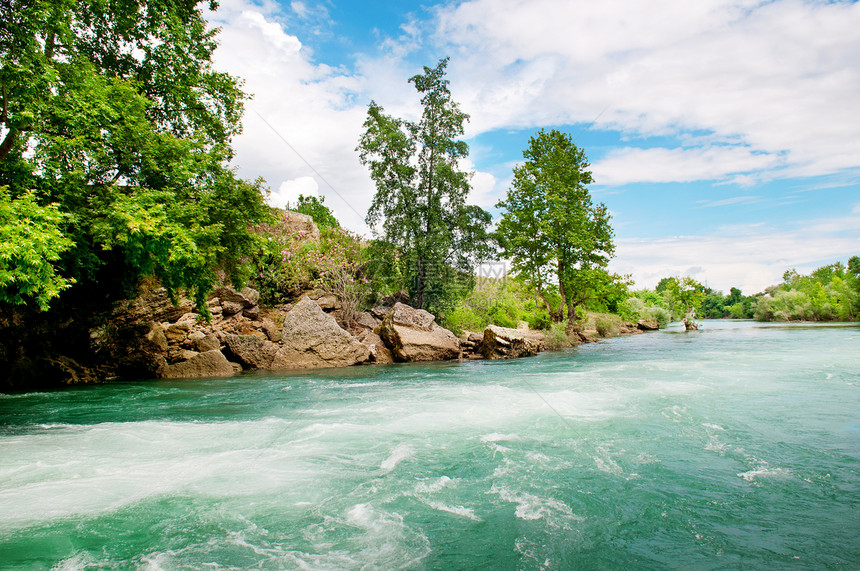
[161, 350, 236, 379]
[378, 303, 460, 362]
[481, 325, 544, 360]
[271, 297, 370, 369]
[637, 318, 659, 331]
[222, 333, 280, 370]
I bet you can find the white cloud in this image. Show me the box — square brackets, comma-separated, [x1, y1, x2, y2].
[592, 146, 783, 186]
[611, 215, 860, 294]
[435, 0, 860, 182]
[207, 0, 374, 233]
[269, 176, 318, 209]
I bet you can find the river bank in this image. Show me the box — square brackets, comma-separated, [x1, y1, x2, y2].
[0, 278, 650, 390]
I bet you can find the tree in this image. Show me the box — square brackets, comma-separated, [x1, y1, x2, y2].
[664, 276, 706, 330]
[292, 194, 340, 229]
[357, 58, 491, 312]
[0, 0, 268, 312]
[495, 129, 615, 323]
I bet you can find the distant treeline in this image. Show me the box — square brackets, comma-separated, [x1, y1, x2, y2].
[624, 258, 860, 324]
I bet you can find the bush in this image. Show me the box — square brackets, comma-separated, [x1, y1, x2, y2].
[595, 317, 615, 337]
[544, 321, 573, 350]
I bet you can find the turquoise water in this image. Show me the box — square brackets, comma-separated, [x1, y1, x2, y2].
[1, 320, 858, 570]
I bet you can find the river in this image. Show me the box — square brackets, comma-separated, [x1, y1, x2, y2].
[1, 320, 858, 569]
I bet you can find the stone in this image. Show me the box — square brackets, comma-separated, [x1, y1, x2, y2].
[637, 318, 659, 331]
[213, 286, 257, 309]
[482, 324, 544, 360]
[380, 290, 410, 306]
[358, 330, 394, 364]
[165, 323, 189, 344]
[222, 334, 280, 369]
[221, 301, 244, 316]
[240, 287, 260, 307]
[168, 347, 200, 363]
[161, 350, 235, 378]
[195, 333, 221, 352]
[378, 303, 460, 362]
[111, 287, 194, 326]
[261, 318, 282, 343]
[355, 312, 380, 331]
[466, 331, 484, 345]
[314, 294, 341, 311]
[242, 306, 260, 320]
[271, 297, 370, 370]
[145, 322, 168, 352]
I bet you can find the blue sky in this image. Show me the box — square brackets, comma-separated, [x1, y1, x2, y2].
[207, 0, 860, 294]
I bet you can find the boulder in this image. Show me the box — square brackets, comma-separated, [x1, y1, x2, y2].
[358, 330, 394, 364]
[221, 301, 244, 316]
[222, 334, 280, 369]
[482, 324, 544, 360]
[354, 312, 380, 332]
[637, 318, 660, 331]
[161, 350, 236, 379]
[378, 303, 459, 362]
[261, 317, 282, 343]
[271, 297, 370, 370]
[111, 288, 194, 325]
[187, 331, 220, 352]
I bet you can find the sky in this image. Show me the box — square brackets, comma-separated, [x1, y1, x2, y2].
[205, 0, 860, 295]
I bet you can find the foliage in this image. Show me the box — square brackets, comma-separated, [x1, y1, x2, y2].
[0, 0, 267, 312]
[755, 259, 859, 321]
[440, 277, 551, 335]
[544, 321, 574, 351]
[619, 295, 671, 328]
[495, 129, 615, 323]
[663, 276, 706, 324]
[291, 194, 340, 229]
[357, 58, 492, 314]
[0, 187, 74, 309]
[251, 214, 372, 327]
[595, 317, 616, 338]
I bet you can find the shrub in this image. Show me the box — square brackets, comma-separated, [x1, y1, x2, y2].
[595, 317, 615, 337]
[544, 321, 572, 351]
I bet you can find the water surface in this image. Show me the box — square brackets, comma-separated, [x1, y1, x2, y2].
[1, 321, 858, 569]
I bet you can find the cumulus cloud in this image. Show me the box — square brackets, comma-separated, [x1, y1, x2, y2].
[435, 0, 860, 183]
[207, 0, 374, 232]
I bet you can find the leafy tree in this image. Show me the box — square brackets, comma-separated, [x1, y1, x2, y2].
[357, 58, 492, 312]
[664, 276, 706, 329]
[0, 187, 74, 309]
[496, 129, 615, 323]
[0, 0, 268, 312]
[291, 194, 340, 229]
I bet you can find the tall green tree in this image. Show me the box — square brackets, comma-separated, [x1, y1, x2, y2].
[0, 0, 268, 312]
[357, 58, 491, 311]
[495, 129, 615, 323]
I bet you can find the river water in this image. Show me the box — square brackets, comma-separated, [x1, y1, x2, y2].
[1, 320, 858, 569]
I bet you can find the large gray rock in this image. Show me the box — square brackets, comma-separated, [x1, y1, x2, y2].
[271, 297, 370, 369]
[161, 350, 236, 379]
[637, 318, 659, 331]
[378, 303, 459, 362]
[222, 333, 280, 369]
[482, 325, 544, 360]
